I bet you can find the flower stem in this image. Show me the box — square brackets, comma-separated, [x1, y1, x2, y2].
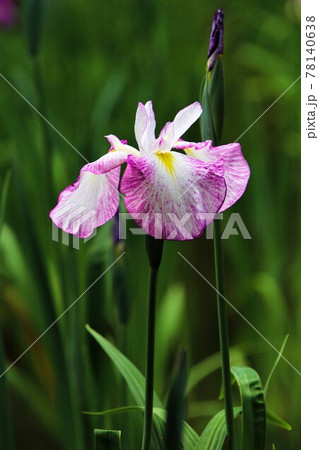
[213, 219, 234, 449]
[142, 236, 163, 450]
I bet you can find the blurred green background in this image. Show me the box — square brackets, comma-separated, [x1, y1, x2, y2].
[0, 0, 300, 449]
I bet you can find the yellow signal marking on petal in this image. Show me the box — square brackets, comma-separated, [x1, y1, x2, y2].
[184, 147, 196, 158]
[156, 152, 175, 176]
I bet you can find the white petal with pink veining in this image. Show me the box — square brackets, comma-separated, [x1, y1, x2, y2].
[134, 101, 156, 153]
[184, 141, 250, 212]
[157, 102, 203, 152]
[50, 151, 127, 238]
[120, 151, 226, 240]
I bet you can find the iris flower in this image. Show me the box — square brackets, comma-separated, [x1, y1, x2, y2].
[50, 101, 249, 240]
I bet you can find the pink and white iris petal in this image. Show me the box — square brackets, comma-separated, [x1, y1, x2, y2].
[183, 141, 250, 212]
[134, 101, 156, 154]
[105, 135, 140, 156]
[173, 139, 212, 152]
[155, 102, 203, 152]
[50, 151, 128, 238]
[168, 102, 202, 143]
[120, 151, 227, 241]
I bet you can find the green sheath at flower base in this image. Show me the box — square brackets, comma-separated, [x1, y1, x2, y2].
[146, 235, 164, 270]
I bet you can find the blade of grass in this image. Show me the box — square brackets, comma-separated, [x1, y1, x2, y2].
[86, 324, 165, 449]
[86, 325, 199, 449]
[264, 335, 289, 397]
[84, 406, 199, 448]
[266, 410, 292, 431]
[0, 170, 15, 450]
[194, 407, 242, 450]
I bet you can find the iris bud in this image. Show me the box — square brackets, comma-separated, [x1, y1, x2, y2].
[200, 8, 225, 146]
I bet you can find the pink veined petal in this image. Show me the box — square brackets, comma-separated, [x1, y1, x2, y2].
[105, 134, 140, 156]
[134, 101, 156, 153]
[184, 141, 250, 212]
[50, 151, 128, 238]
[120, 151, 226, 241]
[153, 121, 173, 152]
[173, 139, 212, 151]
[134, 103, 148, 150]
[158, 102, 202, 151]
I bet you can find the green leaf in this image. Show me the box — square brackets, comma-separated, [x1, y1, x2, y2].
[165, 350, 187, 450]
[84, 405, 144, 417]
[187, 342, 263, 394]
[0, 170, 11, 239]
[264, 335, 289, 397]
[86, 325, 162, 407]
[86, 325, 164, 449]
[231, 366, 266, 450]
[84, 406, 198, 447]
[94, 429, 121, 450]
[86, 325, 199, 449]
[0, 170, 14, 450]
[266, 410, 292, 431]
[194, 407, 241, 450]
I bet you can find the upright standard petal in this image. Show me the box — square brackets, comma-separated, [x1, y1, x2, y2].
[134, 101, 156, 153]
[120, 152, 226, 241]
[50, 151, 128, 238]
[158, 102, 203, 151]
[105, 135, 140, 156]
[184, 141, 250, 212]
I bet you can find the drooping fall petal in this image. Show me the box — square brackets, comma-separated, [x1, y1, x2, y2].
[184, 141, 250, 211]
[50, 151, 128, 238]
[120, 151, 226, 240]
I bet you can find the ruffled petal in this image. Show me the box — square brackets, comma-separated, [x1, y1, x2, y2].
[184, 141, 250, 212]
[173, 139, 211, 151]
[50, 151, 127, 238]
[120, 151, 226, 241]
[134, 101, 156, 153]
[158, 102, 202, 151]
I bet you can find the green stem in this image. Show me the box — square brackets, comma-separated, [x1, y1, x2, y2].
[142, 266, 158, 450]
[142, 236, 163, 450]
[213, 219, 234, 449]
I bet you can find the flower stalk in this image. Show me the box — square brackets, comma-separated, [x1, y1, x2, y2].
[142, 235, 163, 450]
[201, 9, 235, 449]
[213, 220, 234, 449]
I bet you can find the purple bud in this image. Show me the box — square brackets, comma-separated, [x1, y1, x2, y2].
[0, 0, 16, 27]
[207, 9, 224, 72]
